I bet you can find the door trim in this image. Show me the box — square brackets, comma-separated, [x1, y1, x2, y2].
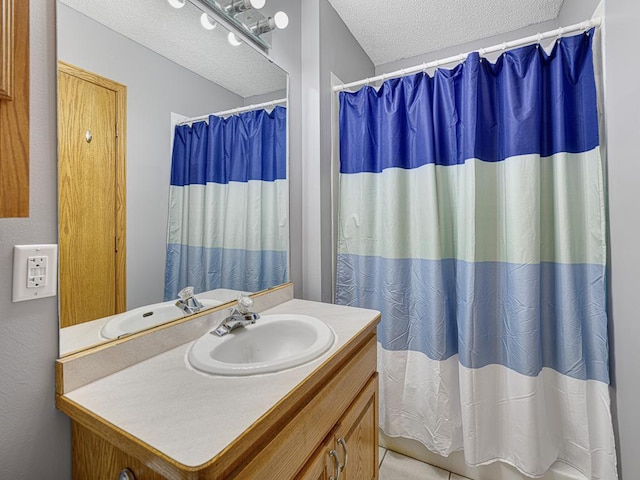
[57, 61, 127, 318]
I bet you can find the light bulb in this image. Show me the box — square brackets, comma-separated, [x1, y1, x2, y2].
[228, 32, 242, 46]
[249, 0, 266, 8]
[200, 13, 217, 30]
[273, 11, 289, 29]
[167, 0, 186, 8]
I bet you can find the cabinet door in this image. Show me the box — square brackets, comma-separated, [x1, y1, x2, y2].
[296, 436, 337, 480]
[335, 375, 378, 480]
[72, 422, 166, 480]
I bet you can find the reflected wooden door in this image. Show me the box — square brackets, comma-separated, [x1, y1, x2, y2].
[58, 62, 126, 328]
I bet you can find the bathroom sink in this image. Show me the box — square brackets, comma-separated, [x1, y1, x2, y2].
[187, 314, 335, 376]
[101, 299, 222, 339]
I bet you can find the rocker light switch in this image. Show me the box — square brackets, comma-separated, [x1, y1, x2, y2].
[13, 245, 58, 302]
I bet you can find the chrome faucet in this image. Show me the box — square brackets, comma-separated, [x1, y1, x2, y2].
[213, 295, 260, 337]
[175, 286, 205, 315]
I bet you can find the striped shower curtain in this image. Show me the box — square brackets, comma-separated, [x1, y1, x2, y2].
[336, 32, 617, 478]
[164, 106, 288, 300]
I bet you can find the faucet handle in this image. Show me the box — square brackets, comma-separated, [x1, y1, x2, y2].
[178, 286, 195, 300]
[237, 295, 254, 314]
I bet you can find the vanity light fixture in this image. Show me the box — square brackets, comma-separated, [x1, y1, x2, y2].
[273, 11, 289, 30]
[252, 11, 289, 35]
[249, 0, 266, 9]
[226, 0, 266, 15]
[167, 0, 187, 8]
[200, 12, 217, 30]
[227, 32, 242, 46]
[169, 0, 290, 52]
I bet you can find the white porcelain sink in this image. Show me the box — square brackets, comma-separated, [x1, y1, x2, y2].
[187, 314, 335, 376]
[101, 299, 222, 339]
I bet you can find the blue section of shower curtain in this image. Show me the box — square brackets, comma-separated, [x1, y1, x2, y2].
[336, 255, 609, 383]
[171, 106, 287, 186]
[336, 30, 609, 382]
[165, 244, 289, 294]
[339, 31, 598, 173]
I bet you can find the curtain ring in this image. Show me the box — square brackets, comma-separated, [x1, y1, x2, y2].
[501, 42, 507, 51]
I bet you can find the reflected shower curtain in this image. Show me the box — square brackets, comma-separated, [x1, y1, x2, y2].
[164, 106, 288, 299]
[336, 32, 617, 478]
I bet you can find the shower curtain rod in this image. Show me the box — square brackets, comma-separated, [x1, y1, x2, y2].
[333, 17, 602, 92]
[178, 97, 287, 125]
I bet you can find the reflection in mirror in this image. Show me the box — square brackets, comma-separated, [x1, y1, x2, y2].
[57, 0, 289, 356]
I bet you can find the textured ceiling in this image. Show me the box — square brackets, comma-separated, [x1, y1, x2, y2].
[57, 0, 287, 98]
[327, 0, 565, 66]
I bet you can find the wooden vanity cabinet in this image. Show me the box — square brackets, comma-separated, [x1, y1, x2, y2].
[229, 335, 378, 480]
[64, 332, 379, 480]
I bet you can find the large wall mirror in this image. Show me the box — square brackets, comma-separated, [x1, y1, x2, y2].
[57, 0, 289, 356]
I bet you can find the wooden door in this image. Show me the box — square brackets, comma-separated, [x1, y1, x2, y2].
[58, 62, 126, 328]
[0, 0, 29, 218]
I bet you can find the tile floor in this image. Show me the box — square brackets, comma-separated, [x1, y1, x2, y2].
[379, 447, 471, 480]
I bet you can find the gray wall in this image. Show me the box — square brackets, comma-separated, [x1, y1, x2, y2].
[269, 0, 303, 298]
[0, 1, 72, 479]
[299, 0, 322, 301]
[301, 0, 375, 302]
[319, 0, 375, 302]
[243, 89, 288, 106]
[603, 1, 640, 478]
[58, 4, 245, 310]
[559, 0, 602, 25]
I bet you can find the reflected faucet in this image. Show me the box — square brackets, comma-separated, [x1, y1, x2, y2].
[213, 295, 260, 337]
[175, 286, 205, 315]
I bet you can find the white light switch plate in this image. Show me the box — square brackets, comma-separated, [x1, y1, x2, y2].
[13, 244, 58, 302]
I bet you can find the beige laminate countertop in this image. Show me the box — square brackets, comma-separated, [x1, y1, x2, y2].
[62, 298, 380, 468]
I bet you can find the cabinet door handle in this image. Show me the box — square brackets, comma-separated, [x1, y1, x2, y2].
[338, 437, 349, 471]
[117, 468, 135, 480]
[329, 449, 341, 480]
